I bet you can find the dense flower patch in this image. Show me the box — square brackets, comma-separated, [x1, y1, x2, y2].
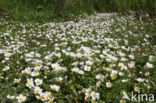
[0, 14, 156, 103]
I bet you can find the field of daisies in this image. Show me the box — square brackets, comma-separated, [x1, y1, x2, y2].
[0, 14, 156, 103]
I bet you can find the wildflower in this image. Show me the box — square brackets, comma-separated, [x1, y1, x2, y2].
[106, 82, 112, 88]
[51, 63, 59, 70]
[72, 67, 79, 73]
[34, 87, 43, 94]
[149, 55, 155, 62]
[136, 78, 144, 83]
[26, 82, 34, 88]
[145, 62, 153, 68]
[34, 66, 41, 72]
[120, 100, 125, 103]
[86, 60, 93, 66]
[2, 66, 10, 71]
[121, 79, 128, 82]
[4, 52, 12, 58]
[134, 87, 140, 93]
[55, 77, 63, 82]
[85, 95, 90, 101]
[14, 78, 21, 83]
[129, 54, 135, 59]
[36, 92, 45, 101]
[84, 65, 91, 71]
[7, 95, 14, 100]
[85, 88, 92, 95]
[35, 78, 43, 86]
[91, 92, 100, 100]
[16, 94, 26, 102]
[95, 74, 104, 81]
[78, 70, 84, 75]
[50, 84, 60, 92]
[31, 72, 39, 77]
[119, 72, 125, 76]
[35, 53, 41, 57]
[44, 92, 52, 100]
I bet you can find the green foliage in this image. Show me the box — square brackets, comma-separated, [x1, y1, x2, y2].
[0, 0, 155, 21]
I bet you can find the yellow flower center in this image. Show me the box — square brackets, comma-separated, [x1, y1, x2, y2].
[53, 66, 56, 70]
[93, 94, 97, 98]
[19, 98, 23, 102]
[49, 100, 53, 103]
[107, 83, 111, 87]
[120, 100, 125, 103]
[111, 75, 115, 79]
[53, 87, 56, 91]
[88, 90, 91, 94]
[40, 96, 44, 100]
[28, 84, 32, 87]
[8, 97, 12, 99]
[85, 96, 90, 100]
[37, 81, 40, 84]
[36, 90, 40, 93]
[135, 88, 139, 92]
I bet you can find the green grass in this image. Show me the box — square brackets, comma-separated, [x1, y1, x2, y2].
[0, 0, 155, 21]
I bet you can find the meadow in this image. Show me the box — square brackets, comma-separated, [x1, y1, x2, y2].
[0, 13, 156, 103]
[0, 0, 156, 103]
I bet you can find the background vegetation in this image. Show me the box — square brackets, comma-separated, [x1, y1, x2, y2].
[0, 0, 156, 21]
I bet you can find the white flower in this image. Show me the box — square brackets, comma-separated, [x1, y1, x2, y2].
[35, 53, 41, 57]
[31, 72, 39, 77]
[7, 95, 14, 99]
[34, 87, 43, 94]
[4, 52, 12, 58]
[71, 67, 79, 73]
[111, 56, 118, 62]
[36, 92, 45, 101]
[14, 78, 21, 83]
[86, 60, 93, 66]
[16, 94, 26, 102]
[2, 66, 10, 71]
[134, 87, 140, 93]
[119, 72, 125, 76]
[43, 92, 52, 100]
[129, 54, 135, 59]
[121, 79, 128, 82]
[56, 77, 63, 82]
[27, 78, 33, 83]
[149, 55, 155, 62]
[145, 62, 153, 68]
[118, 51, 125, 57]
[78, 70, 84, 75]
[72, 62, 78, 66]
[120, 58, 127, 61]
[106, 82, 112, 88]
[85, 95, 90, 101]
[26, 82, 34, 88]
[121, 66, 127, 70]
[50, 84, 60, 92]
[95, 74, 104, 81]
[85, 88, 92, 95]
[91, 92, 100, 100]
[111, 70, 118, 75]
[118, 63, 124, 67]
[34, 66, 41, 72]
[84, 65, 91, 71]
[51, 63, 59, 70]
[128, 61, 135, 68]
[136, 78, 144, 83]
[35, 78, 43, 86]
